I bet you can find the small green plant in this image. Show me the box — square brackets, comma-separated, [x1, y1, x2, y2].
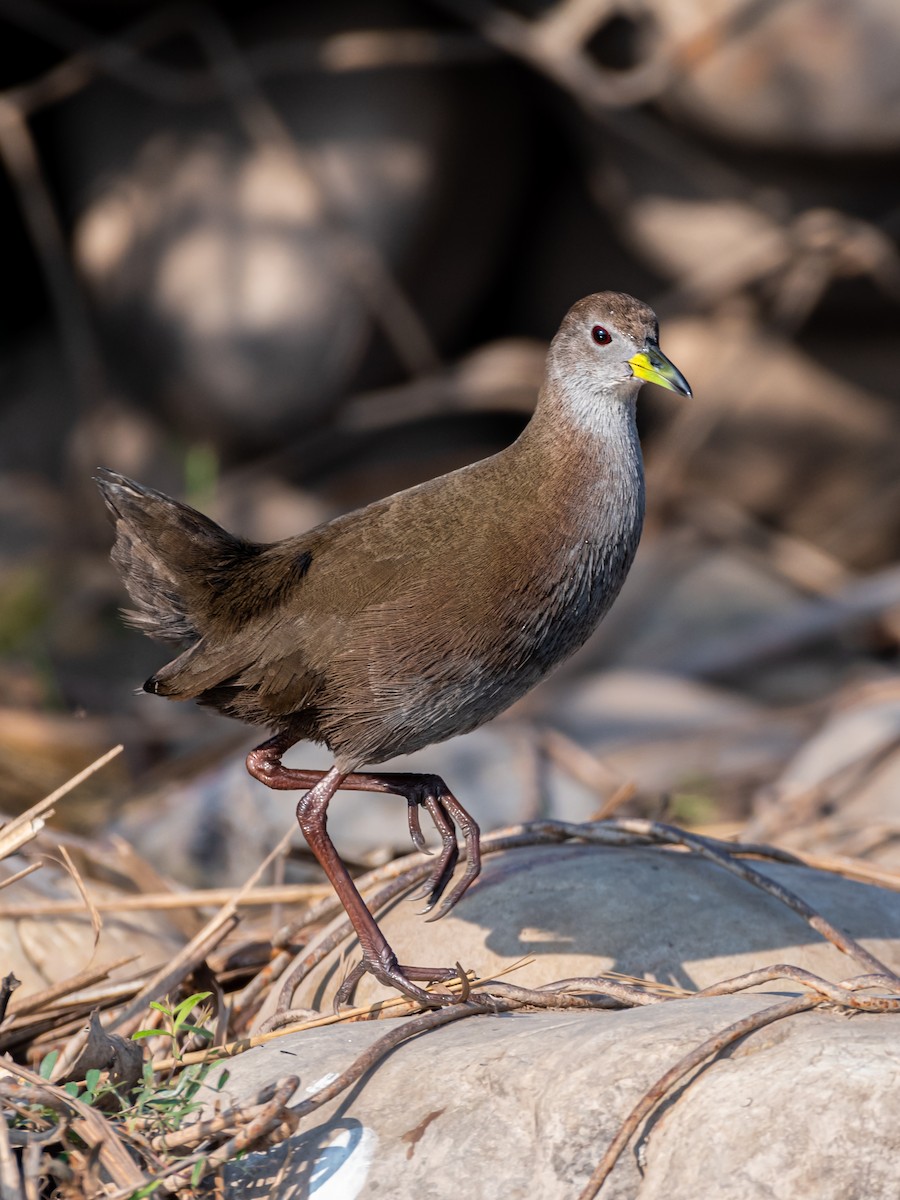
[34, 994, 222, 1127]
[123, 1058, 219, 1134]
[64, 1066, 102, 1103]
[132, 990, 214, 1057]
[16, 993, 232, 1195]
[125, 991, 221, 1131]
[38, 1048, 59, 1079]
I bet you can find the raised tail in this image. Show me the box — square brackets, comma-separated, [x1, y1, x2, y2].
[95, 469, 259, 646]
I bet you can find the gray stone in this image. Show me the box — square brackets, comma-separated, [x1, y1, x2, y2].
[207, 998, 900, 1199]
[258, 844, 900, 1016]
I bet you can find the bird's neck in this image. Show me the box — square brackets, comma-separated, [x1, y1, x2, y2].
[514, 381, 644, 518]
[479, 379, 645, 671]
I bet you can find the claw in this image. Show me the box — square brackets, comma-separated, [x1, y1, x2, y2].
[453, 961, 471, 1003]
[406, 799, 431, 854]
[334, 961, 367, 1011]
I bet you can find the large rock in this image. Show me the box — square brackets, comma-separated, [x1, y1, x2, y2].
[256, 844, 900, 1016]
[210, 997, 900, 1199]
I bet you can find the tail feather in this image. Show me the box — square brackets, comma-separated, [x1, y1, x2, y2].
[95, 469, 259, 645]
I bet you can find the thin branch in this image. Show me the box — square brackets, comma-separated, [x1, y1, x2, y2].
[578, 994, 820, 1199]
[0, 97, 104, 402]
[603, 817, 900, 981]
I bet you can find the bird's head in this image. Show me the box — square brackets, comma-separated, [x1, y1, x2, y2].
[546, 292, 691, 428]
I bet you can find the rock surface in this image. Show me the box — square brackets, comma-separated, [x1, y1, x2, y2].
[208, 998, 900, 1199]
[255, 843, 900, 1016]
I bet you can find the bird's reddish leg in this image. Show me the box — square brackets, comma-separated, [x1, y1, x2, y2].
[246, 735, 479, 1006]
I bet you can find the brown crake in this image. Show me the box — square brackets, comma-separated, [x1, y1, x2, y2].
[97, 292, 691, 1006]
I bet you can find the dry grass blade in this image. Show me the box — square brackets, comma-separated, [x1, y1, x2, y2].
[0, 881, 332, 918]
[56, 844, 102, 953]
[0, 746, 123, 859]
[0, 862, 42, 893]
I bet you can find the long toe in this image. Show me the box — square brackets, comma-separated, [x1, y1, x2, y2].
[335, 957, 464, 1008]
[417, 844, 460, 912]
[416, 794, 460, 907]
[424, 798, 481, 919]
[425, 853, 482, 922]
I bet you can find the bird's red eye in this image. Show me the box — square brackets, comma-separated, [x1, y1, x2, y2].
[591, 325, 611, 345]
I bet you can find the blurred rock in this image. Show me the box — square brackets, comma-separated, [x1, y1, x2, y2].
[647, 315, 900, 567]
[115, 750, 302, 889]
[57, 8, 525, 449]
[258, 844, 900, 1014]
[0, 708, 130, 820]
[113, 728, 529, 888]
[113, 664, 807, 887]
[748, 678, 900, 868]
[0, 848, 185, 998]
[542, 667, 806, 811]
[658, 0, 900, 152]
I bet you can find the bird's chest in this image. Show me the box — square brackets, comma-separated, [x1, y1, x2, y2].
[446, 471, 644, 716]
[358, 435, 644, 755]
[499, 522, 637, 679]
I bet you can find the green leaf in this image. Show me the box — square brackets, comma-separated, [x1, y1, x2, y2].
[179, 1023, 213, 1040]
[172, 992, 211, 1027]
[130, 1181, 163, 1199]
[39, 1050, 59, 1080]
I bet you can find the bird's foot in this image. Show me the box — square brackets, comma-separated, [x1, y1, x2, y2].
[335, 952, 470, 1011]
[384, 774, 481, 919]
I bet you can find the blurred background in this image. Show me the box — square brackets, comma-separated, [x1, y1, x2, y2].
[2, 0, 900, 887]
